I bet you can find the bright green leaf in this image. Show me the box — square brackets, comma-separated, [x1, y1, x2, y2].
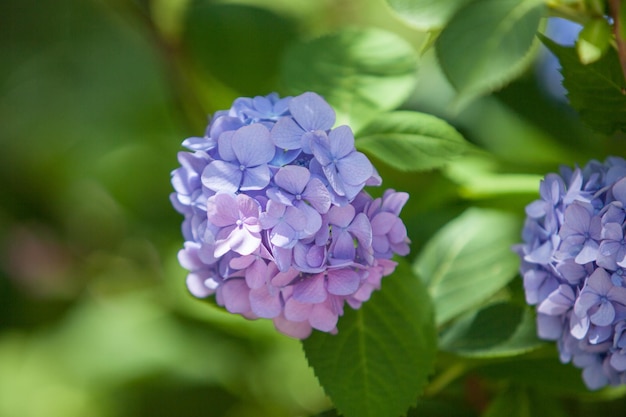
[302, 261, 436, 417]
[436, 0, 545, 108]
[576, 18, 612, 64]
[280, 27, 418, 131]
[355, 111, 469, 171]
[541, 35, 626, 134]
[414, 208, 521, 325]
[385, 0, 473, 30]
[440, 302, 544, 358]
[184, 3, 297, 95]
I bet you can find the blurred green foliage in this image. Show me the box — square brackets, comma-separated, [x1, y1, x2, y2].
[1, 0, 626, 416]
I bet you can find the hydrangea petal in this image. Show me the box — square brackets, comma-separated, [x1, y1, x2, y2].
[289, 92, 335, 132]
[232, 124, 274, 167]
[202, 161, 242, 193]
[327, 268, 360, 296]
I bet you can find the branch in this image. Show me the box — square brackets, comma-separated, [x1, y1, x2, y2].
[609, 0, 626, 83]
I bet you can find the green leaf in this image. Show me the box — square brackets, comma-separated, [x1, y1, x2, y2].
[439, 302, 543, 358]
[355, 111, 469, 171]
[385, 0, 473, 31]
[541, 35, 626, 134]
[482, 386, 568, 417]
[477, 358, 589, 394]
[414, 208, 521, 325]
[576, 18, 612, 64]
[302, 261, 436, 417]
[280, 27, 418, 131]
[436, 0, 544, 108]
[184, 3, 297, 95]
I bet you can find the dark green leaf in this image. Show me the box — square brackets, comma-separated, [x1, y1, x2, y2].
[414, 208, 521, 325]
[436, 0, 544, 107]
[385, 0, 473, 30]
[477, 358, 589, 394]
[356, 111, 469, 171]
[281, 27, 418, 130]
[541, 35, 626, 134]
[440, 302, 544, 358]
[482, 386, 568, 417]
[184, 3, 297, 95]
[302, 261, 436, 417]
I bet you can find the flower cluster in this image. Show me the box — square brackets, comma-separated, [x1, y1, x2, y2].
[516, 157, 626, 389]
[171, 92, 410, 338]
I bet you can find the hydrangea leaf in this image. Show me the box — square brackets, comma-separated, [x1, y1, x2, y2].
[477, 359, 589, 394]
[385, 0, 473, 30]
[302, 261, 436, 417]
[414, 208, 520, 325]
[576, 18, 612, 65]
[541, 35, 626, 134]
[439, 302, 544, 358]
[355, 111, 469, 171]
[184, 3, 297, 94]
[482, 386, 568, 417]
[435, 0, 544, 108]
[280, 27, 418, 131]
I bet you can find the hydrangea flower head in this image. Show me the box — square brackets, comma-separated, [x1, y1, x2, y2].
[171, 92, 410, 338]
[516, 156, 626, 389]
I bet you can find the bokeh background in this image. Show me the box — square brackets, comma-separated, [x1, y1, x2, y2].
[2, 0, 623, 416]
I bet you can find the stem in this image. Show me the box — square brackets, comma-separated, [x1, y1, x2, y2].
[545, 1, 591, 25]
[424, 361, 469, 398]
[609, 0, 626, 83]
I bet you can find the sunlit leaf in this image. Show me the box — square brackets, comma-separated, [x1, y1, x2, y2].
[414, 208, 521, 325]
[385, 0, 473, 30]
[281, 27, 418, 130]
[436, 0, 544, 108]
[541, 35, 626, 134]
[576, 18, 611, 64]
[303, 261, 436, 417]
[440, 302, 543, 358]
[356, 111, 469, 171]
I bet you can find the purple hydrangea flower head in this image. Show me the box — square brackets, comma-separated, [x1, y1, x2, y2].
[171, 92, 410, 338]
[516, 156, 626, 389]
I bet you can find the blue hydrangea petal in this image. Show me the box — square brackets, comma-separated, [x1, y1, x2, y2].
[537, 284, 575, 316]
[274, 165, 310, 196]
[217, 130, 237, 162]
[610, 352, 626, 372]
[202, 161, 242, 193]
[231, 124, 274, 167]
[575, 240, 599, 264]
[612, 177, 626, 205]
[328, 125, 355, 159]
[271, 117, 305, 150]
[590, 301, 616, 326]
[302, 177, 331, 213]
[240, 165, 271, 191]
[337, 152, 373, 186]
[289, 92, 335, 132]
[537, 313, 564, 339]
[582, 358, 609, 390]
[570, 313, 590, 339]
